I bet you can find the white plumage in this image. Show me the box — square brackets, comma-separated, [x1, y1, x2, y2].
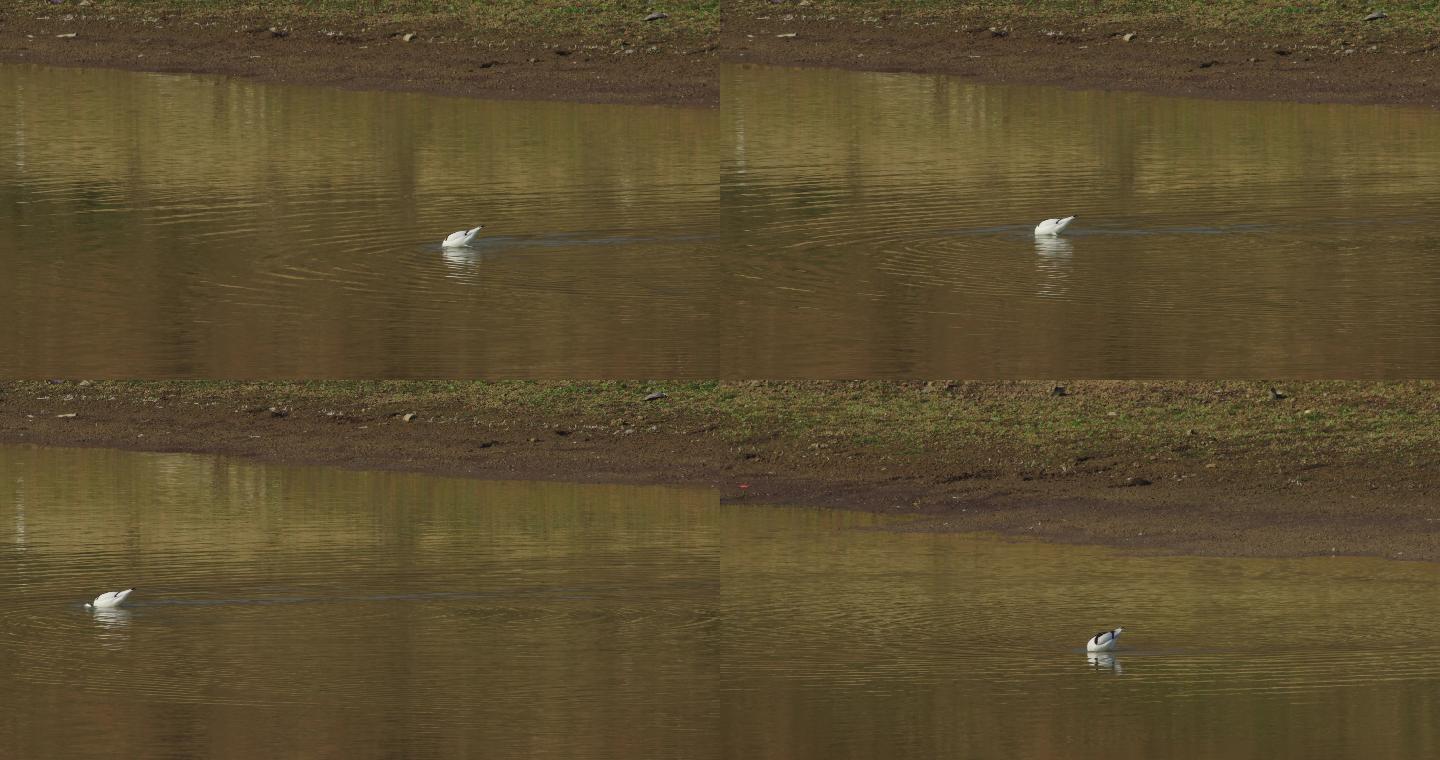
[85, 588, 134, 609]
[1034, 216, 1076, 236]
[1086, 627, 1123, 652]
[442, 225, 484, 248]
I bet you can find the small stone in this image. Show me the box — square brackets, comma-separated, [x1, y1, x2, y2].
[989, 27, 1008, 38]
[1364, 11, 1389, 22]
[1198, 60, 1219, 68]
[644, 391, 668, 401]
[401, 32, 416, 42]
[78, 380, 93, 387]
[268, 27, 288, 38]
[56, 413, 77, 419]
[1122, 32, 1137, 42]
[56, 32, 77, 38]
[644, 12, 668, 22]
[1050, 385, 1068, 397]
[268, 407, 289, 418]
[1122, 476, 1152, 487]
[1269, 387, 1288, 401]
[402, 412, 417, 422]
[776, 32, 797, 38]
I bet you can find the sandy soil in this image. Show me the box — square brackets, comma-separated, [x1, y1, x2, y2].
[3, 382, 1437, 562]
[0, 6, 717, 106]
[725, 6, 1440, 109]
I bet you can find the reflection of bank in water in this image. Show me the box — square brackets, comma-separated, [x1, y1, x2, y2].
[1034, 236, 1074, 298]
[13, 476, 25, 551]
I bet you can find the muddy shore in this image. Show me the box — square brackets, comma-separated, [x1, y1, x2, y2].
[726, 3, 1440, 109]
[2, 381, 1437, 561]
[8, 3, 1440, 109]
[0, 4, 717, 107]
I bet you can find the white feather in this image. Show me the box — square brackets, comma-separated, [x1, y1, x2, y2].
[1086, 627, 1123, 652]
[85, 588, 134, 609]
[1034, 215, 1076, 236]
[442, 225, 484, 248]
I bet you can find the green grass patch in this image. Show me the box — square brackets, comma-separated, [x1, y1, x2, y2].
[46, 0, 719, 41]
[804, 0, 1440, 35]
[6, 380, 1436, 476]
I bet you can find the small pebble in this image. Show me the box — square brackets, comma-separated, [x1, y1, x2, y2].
[644, 12, 668, 22]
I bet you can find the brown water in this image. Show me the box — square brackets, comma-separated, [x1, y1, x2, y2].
[12, 63, 1440, 378]
[723, 64, 1440, 377]
[722, 507, 1440, 759]
[0, 446, 718, 759]
[0, 64, 718, 377]
[5, 446, 1440, 758]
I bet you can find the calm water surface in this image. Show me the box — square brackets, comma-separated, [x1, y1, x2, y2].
[723, 64, 1440, 377]
[0, 64, 718, 376]
[5, 446, 1440, 757]
[723, 507, 1440, 759]
[0, 446, 718, 758]
[9, 63, 1440, 376]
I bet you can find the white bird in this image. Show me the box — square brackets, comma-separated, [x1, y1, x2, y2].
[1034, 216, 1076, 236]
[442, 225, 484, 248]
[1086, 627, 1123, 652]
[85, 588, 135, 609]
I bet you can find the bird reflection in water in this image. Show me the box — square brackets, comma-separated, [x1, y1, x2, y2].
[1034, 236, 1074, 298]
[440, 246, 486, 279]
[89, 606, 133, 649]
[1086, 652, 1123, 674]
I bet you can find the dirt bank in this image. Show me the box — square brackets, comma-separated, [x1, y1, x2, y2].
[2, 381, 1437, 561]
[0, 2, 717, 106]
[726, 2, 1440, 109]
